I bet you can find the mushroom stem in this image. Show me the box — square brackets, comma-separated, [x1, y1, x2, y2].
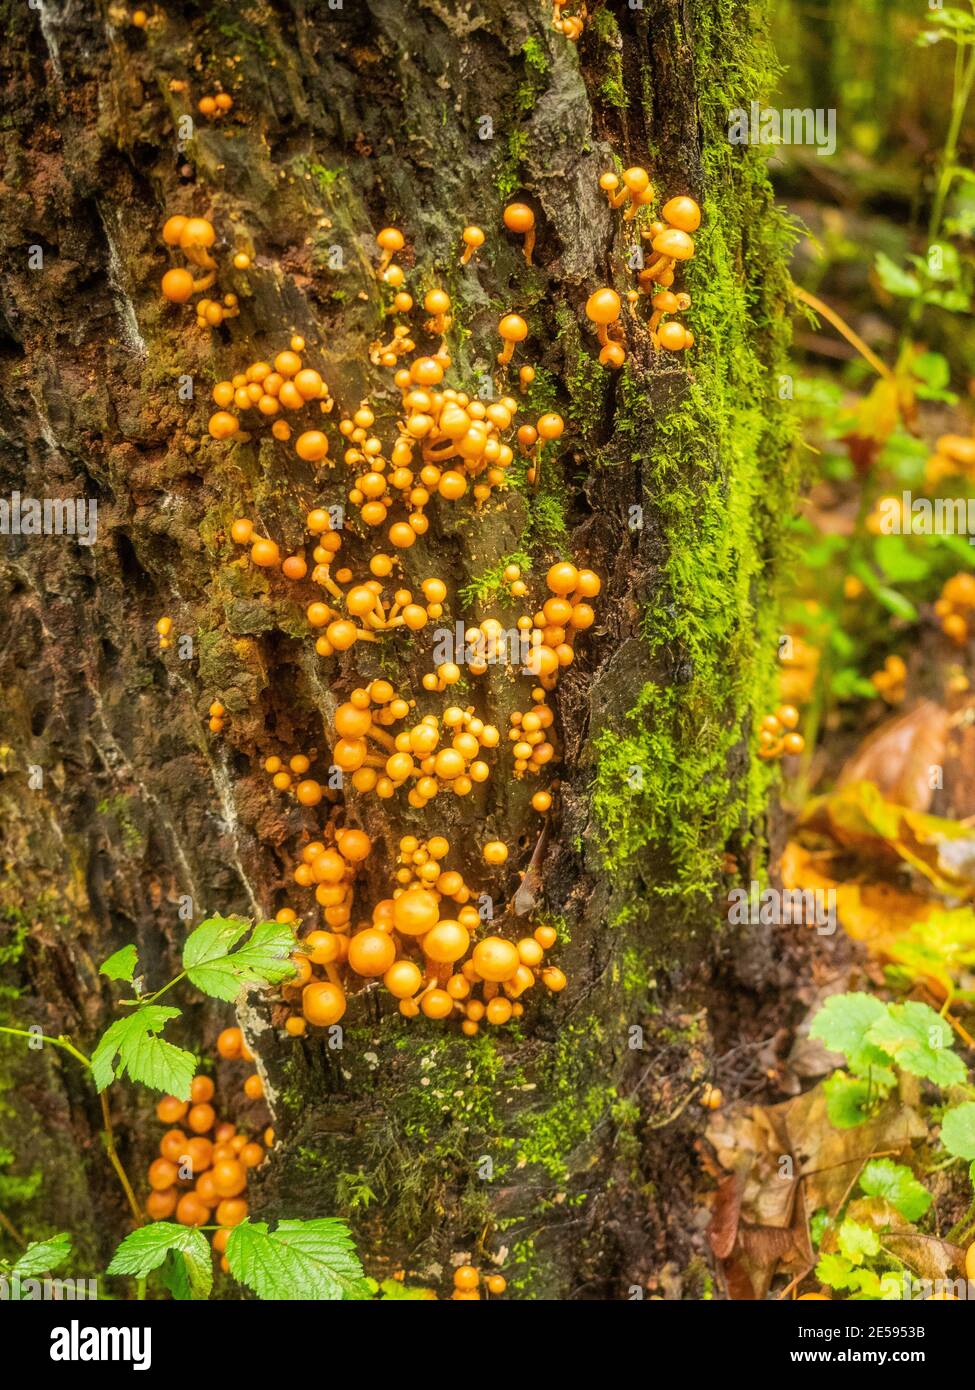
[366, 725, 397, 752]
[522, 228, 535, 265]
[497, 341, 515, 367]
[191, 270, 217, 294]
[185, 247, 217, 272]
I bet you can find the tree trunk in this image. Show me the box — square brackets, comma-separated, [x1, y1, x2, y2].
[0, 0, 796, 1297]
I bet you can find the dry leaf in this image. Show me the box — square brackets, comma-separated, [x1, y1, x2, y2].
[836, 701, 948, 813]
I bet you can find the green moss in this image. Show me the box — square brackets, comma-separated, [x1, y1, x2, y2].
[590, 7, 628, 109]
[516, 1024, 614, 1182]
[516, 38, 550, 112]
[459, 550, 533, 608]
[590, 0, 799, 902]
[496, 129, 529, 199]
[95, 795, 145, 855]
[521, 37, 549, 75]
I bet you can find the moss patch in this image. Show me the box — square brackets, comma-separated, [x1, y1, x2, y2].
[591, 1, 799, 902]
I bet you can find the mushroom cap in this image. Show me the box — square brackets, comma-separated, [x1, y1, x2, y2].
[658, 320, 689, 351]
[622, 166, 651, 194]
[472, 936, 520, 983]
[208, 411, 239, 439]
[462, 225, 485, 246]
[180, 217, 216, 249]
[295, 430, 329, 462]
[161, 267, 195, 302]
[498, 313, 528, 342]
[162, 215, 188, 246]
[661, 195, 701, 232]
[585, 287, 622, 325]
[598, 342, 626, 368]
[424, 288, 451, 314]
[377, 227, 405, 251]
[503, 202, 535, 233]
[651, 291, 679, 312]
[410, 356, 444, 385]
[537, 412, 564, 440]
[598, 171, 620, 191]
[652, 227, 695, 260]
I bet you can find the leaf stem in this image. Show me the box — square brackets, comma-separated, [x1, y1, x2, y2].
[0, 1025, 143, 1226]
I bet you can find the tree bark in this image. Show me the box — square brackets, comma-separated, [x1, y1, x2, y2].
[0, 0, 796, 1297]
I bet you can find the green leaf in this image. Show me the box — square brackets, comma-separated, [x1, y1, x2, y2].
[100, 945, 138, 983]
[809, 1209, 831, 1247]
[874, 252, 921, 299]
[90, 1006, 195, 1098]
[809, 992, 886, 1063]
[872, 535, 931, 584]
[911, 351, 951, 391]
[225, 1218, 363, 1301]
[859, 1159, 932, 1222]
[816, 1252, 859, 1290]
[107, 1223, 210, 1280]
[940, 1102, 975, 1161]
[838, 1218, 880, 1265]
[160, 1244, 213, 1301]
[873, 584, 919, 622]
[377, 1277, 437, 1300]
[12, 1232, 72, 1278]
[823, 1072, 875, 1128]
[866, 1001, 966, 1087]
[183, 917, 296, 1002]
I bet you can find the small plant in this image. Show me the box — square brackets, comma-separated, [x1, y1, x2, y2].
[810, 992, 972, 1130]
[0, 916, 366, 1300]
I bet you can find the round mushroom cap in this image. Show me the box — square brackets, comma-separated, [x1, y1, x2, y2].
[585, 288, 622, 325]
[651, 228, 695, 260]
[498, 313, 528, 341]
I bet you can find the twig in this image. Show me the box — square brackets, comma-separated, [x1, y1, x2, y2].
[0, 1208, 26, 1249]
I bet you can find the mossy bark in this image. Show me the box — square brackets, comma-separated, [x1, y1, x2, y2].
[0, 0, 796, 1296]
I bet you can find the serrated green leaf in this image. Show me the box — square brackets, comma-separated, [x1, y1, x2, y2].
[809, 992, 886, 1062]
[90, 1007, 195, 1098]
[12, 1232, 72, 1278]
[225, 1218, 363, 1300]
[866, 1001, 966, 1087]
[823, 1072, 874, 1128]
[838, 1218, 880, 1265]
[940, 1102, 975, 1160]
[107, 1223, 209, 1279]
[816, 1252, 858, 1290]
[100, 945, 138, 983]
[183, 918, 296, 1002]
[859, 1159, 932, 1222]
[161, 1244, 213, 1301]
